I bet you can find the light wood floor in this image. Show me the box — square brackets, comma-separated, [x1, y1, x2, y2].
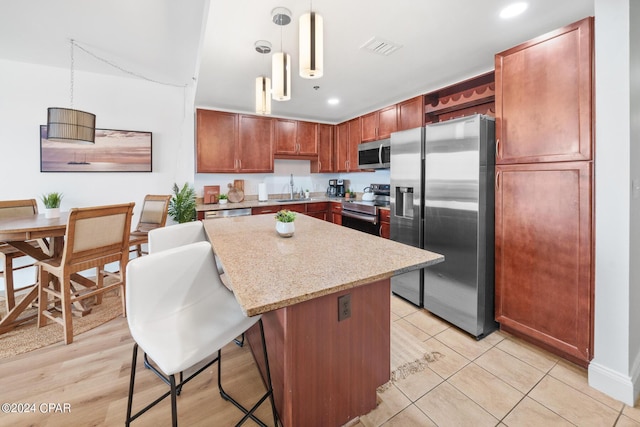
[2, 296, 640, 426]
[0, 316, 276, 426]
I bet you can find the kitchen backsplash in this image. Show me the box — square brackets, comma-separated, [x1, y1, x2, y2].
[194, 159, 390, 198]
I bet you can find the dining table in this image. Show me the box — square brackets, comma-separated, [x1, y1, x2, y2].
[0, 212, 69, 333]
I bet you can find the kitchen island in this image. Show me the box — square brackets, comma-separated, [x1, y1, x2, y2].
[203, 214, 443, 427]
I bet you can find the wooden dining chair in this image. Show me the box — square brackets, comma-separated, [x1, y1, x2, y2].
[129, 195, 172, 257]
[37, 202, 135, 345]
[0, 199, 40, 314]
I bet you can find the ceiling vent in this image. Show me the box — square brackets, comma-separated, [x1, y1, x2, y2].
[360, 37, 402, 56]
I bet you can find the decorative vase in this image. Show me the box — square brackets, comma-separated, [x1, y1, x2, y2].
[276, 221, 295, 237]
[45, 208, 60, 219]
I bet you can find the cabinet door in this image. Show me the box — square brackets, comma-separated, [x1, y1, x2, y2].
[360, 111, 378, 143]
[335, 122, 350, 172]
[274, 119, 297, 155]
[330, 203, 342, 225]
[196, 109, 238, 173]
[348, 118, 361, 171]
[312, 123, 333, 173]
[238, 115, 273, 172]
[495, 161, 592, 364]
[297, 121, 318, 156]
[495, 17, 593, 164]
[398, 96, 424, 131]
[377, 105, 397, 139]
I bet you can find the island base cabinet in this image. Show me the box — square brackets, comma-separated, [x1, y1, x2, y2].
[246, 278, 391, 427]
[495, 161, 593, 366]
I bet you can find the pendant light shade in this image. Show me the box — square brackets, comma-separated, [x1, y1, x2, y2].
[47, 39, 96, 144]
[299, 11, 323, 79]
[272, 52, 291, 101]
[255, 76, 272, 115]
[47, 107, 96, 144]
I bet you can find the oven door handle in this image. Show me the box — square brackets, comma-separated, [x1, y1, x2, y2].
[342, 210, 378, 225]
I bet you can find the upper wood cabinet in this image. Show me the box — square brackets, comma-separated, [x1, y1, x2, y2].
[237, 115, 274, 172]
[197, 109, 273, 173]
[274, 119, 318, 158]
[311, 123, 334, 173]
[397, 96, 424, 131]
[196, 109, 238, 173]
[495, 17, 593, 164]
[335, 118, 361, 172]
[361, 105, 397, 142]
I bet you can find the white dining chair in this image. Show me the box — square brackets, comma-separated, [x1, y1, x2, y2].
[124, 241, 277, 427]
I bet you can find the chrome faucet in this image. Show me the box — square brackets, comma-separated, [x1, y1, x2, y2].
[289, 174, 295, 199]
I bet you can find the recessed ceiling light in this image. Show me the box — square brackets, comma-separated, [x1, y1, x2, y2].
[499, 2, 528, 19]
[327, 98, 340, 105]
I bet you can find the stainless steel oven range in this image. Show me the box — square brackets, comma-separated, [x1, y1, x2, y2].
[341, 184, 390, 236]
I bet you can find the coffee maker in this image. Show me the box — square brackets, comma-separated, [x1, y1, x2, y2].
[336, 179, 346, 197]
[327, 179, 338, 197]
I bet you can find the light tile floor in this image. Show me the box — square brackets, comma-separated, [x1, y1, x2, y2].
[353, 296, 640, 427]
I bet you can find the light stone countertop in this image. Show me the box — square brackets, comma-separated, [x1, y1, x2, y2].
[197, 195, 343, 212]
[203, 214, 443, 316]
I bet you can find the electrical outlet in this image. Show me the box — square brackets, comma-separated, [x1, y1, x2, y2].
[338, 294, 351, 321]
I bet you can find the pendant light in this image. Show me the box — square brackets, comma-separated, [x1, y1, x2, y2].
[255, 76, 272, 115]
[255, 41, 272, 115]
[299, 2, 323, 79]
[47, 39, 96, 144]
[271, 7, 292, 101]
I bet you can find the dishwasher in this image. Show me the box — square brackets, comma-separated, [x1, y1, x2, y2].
[204, 208, 252, 219]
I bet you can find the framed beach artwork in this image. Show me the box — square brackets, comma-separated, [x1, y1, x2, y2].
[40, 125, 152, 172]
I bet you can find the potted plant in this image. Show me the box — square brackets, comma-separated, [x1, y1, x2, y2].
[218, 194, 228, 205]
[304, 189, 310, 199]
[41, 192, 63, 218]
[349, 190, 356, 199]
[168, 183, 196, 223]
[275, 209, 296, 237]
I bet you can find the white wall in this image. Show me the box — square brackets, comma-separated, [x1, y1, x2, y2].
[0, 58, 195, 290]
[589, 0, 640, 406]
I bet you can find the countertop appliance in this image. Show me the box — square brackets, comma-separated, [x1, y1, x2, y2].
[390, 114, 497, 338]
[341, 184, 390, 235]
[327, 179, 338, 197]
[336, 179, 346, 197]
[358, 139, 391, 169]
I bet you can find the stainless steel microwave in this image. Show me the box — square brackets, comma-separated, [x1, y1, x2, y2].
[357, 139, 390, 169]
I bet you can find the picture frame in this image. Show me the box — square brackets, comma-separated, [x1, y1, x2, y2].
[40, 125, 152, 172]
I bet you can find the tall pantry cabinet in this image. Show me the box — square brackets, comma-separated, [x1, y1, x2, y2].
[494, 17, 594, 366]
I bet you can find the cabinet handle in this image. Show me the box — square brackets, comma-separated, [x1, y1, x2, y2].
[495, 170, 501, 190]
[495, 138, 500, 159]
[238, 159, 242, 169]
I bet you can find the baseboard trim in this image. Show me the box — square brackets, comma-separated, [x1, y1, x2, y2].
[588, 360, 639, 406]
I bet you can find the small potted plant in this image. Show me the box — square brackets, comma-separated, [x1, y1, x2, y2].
[41, 192, 63, 218]
[218, 194, 228, 205]
[344, 189, 352, 200]
[349, 190, 356, 199]
[275, 209, 296, 237]
[304, 189, 310, 199]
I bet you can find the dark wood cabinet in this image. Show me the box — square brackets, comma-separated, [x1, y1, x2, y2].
[275, 119, 318, 158]
[361, 105, 397, 142]
[311, 124, 334, 173]
[306, 202, 329, 221]
[495, 162, 593, 365]
[274, 119, 297, 155]
[397, 96, 424, 131]
[196, 109, 238, 173]
[378, 209, 390, 239]
[330, 202, 342, 225]
[335, 118, 361, 172]
[238, 115, 274, 172]
[495, 18, 593, 164]
[196, 109, 273, 173]
[494, 17, 594, 367]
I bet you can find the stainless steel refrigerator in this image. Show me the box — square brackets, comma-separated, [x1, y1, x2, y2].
[390, 114, 497, 338]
